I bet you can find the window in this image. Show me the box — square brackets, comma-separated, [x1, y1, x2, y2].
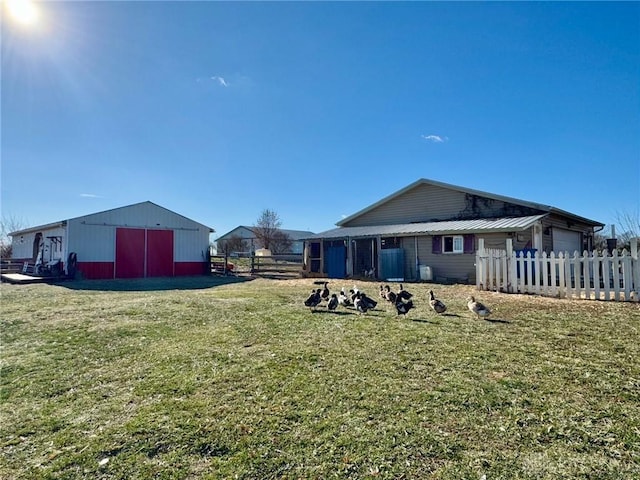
[443, 235, 464, 253]
[432, 234, 475, 254]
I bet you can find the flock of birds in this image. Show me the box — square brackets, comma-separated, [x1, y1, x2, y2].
[304, 281, 493, 320]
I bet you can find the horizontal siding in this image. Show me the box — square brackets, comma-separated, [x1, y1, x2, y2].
[541, 214, 594, 253]
[415, 235, 476, 283]
[343, 184, 544, 227]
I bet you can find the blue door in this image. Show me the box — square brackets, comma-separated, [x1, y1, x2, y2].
[325, 245, 347, 279]
[381, 248, 405, 280]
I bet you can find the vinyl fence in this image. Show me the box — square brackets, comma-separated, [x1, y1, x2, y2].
[476, 238, 639, 302]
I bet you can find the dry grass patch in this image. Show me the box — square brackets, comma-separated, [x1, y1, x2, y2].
[1, 277, 639, 479]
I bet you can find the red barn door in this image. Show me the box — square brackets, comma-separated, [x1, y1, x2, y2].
[115, 228, 145, 278]
[147, 229, 174, 277]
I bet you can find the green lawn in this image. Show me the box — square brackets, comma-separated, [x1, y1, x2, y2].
[1, 277, 639, 479]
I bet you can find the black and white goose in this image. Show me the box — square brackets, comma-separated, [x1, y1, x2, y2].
[304, 289, 321, 311]
[321, 282, 330, 302]
[354, 292, 369, 314]
[395, 297, 414, 316]
[429, 290, 447, 314]
[397, 284, 413, 301]
[338, 288, 352, 307]
[383, 285, 397, 303]
[327, 293, 338, 311]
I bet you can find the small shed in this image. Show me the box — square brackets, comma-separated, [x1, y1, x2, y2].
[9, 201, 214, 280]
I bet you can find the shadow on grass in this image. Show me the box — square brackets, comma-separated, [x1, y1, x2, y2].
[309, 309, 356, 316]
[484, 318, 511, 324]
[55, 275, 252, 292]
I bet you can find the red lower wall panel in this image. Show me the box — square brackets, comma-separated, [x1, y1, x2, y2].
[174, 262, 207, 276]
[77, 262, 114, 280]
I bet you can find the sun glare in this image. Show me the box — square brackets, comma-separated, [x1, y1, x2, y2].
[4, 0, 40, 26]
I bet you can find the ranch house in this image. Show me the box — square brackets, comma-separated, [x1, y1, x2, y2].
[303, 178, 604, 283]
[216, 226, 314, 255]
[9, 201, 214, 280]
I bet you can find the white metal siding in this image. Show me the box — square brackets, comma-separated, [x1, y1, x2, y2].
[11, 226, 66, 259]
[174, 229, 210, 262]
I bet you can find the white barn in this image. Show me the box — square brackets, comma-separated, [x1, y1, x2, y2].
[9, 202, 214, 280]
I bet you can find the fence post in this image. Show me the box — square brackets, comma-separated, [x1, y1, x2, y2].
[506, 238, 515, 293]
[476, 238, 485, 290]
[631, 238, 639, 301]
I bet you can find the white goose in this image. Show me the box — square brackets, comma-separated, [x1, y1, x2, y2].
[467, 296, 491, 320]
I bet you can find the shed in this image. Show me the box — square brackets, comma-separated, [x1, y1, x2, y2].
[9, 201, 214, 280]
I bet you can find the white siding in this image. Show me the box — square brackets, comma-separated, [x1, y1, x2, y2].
[174, 229, 210, 262]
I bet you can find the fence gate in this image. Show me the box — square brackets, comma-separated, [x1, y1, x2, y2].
[476, 238, 639, 302]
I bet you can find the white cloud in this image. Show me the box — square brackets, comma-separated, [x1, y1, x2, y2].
[80, 193, 102, 198]
[211, 76, 229, 87]
[421, 134, 448, 143]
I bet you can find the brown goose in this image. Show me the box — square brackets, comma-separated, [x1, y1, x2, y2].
[429, 290, 447, 314]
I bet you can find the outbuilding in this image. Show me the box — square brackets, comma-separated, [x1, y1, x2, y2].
[9, 201, 214, 280]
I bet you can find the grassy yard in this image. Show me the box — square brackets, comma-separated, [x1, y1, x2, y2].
[1, 277, 639, 479]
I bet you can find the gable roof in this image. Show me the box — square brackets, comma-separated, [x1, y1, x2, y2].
[336, 178, 603, 227]
[311, 214, 548, 240]
[216, 225, 314, 242]
[9, 201, 214, 236]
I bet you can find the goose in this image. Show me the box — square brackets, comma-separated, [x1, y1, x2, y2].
[327, 293, 338, 311]
[321, 282, 330, 301]
[429, 290, 447, 314]
[395, 298, 414, 316]
[379, 285, 386, 299]
[360, 292, 377, 310]
[304, 289, 321, 311]
[383, 285, 397, 303]
[338, 288, 352, 307]
[467, 296, 491, 320]
[397, 284, 413, 301]
[354, 292, 368, 314]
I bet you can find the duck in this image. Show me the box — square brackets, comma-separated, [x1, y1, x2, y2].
[338, 288, 352, 307]
[321, 282, 330, 301]
[428, 290, 447, 314]
[467, 295, 491, 320]
[395, 298, 414, 316]
[360, 292, 377, 310]
[397, 284, 413, 301]
[379, 285, 386, 299]
[383, 285, 397, 303]
[304, 289, 321, 311]
[354, 292, 368, 314]
[327, 293, 338, 311]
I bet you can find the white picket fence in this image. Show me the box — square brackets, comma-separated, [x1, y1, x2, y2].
[476, 238, 640, 302]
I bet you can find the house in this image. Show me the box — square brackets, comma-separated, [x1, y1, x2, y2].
[9, 201, 214, 280]
[216, 226, 314, 255]
[303, 178, 604, 282]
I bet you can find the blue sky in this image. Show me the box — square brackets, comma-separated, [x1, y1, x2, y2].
[2, 1, 639, 240]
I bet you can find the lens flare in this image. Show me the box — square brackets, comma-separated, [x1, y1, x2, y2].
[4, 0, 40, 26]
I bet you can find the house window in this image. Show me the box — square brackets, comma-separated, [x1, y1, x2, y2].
[432, 234, 475, 254]
[443, 235, 464, 253]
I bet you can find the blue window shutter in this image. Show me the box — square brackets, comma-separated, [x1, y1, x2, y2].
[463, 234, 475, 254]
[432, 235, 442, 254]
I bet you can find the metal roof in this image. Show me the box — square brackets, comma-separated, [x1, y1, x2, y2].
[307, 214, 548, 240]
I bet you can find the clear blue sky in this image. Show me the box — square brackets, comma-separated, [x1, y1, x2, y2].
[2, 1, 639, 241]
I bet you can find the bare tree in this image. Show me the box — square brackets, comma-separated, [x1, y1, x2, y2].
[270, 230, 293, 254]
[0, 214, 28, 260]
[253, 209, 291, 252]
[613, 209, 640, 249]
[217, 234, 248, 254]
